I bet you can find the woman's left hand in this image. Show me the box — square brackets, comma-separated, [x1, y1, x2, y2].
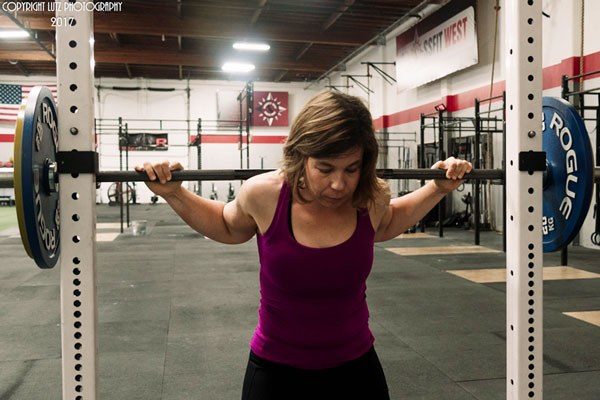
[431, 157, 473, 193]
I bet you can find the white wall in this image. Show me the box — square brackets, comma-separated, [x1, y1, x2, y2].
[0, 75, 320, 204]
[93, 78, 320, 202]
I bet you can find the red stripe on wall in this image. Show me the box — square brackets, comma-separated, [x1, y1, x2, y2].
[251, 135, 287, 144]
[189, 134, 287, 144]
[0, 134, 14, 142]
[584, 52, 600, 80]
[374, 53, 600, 129]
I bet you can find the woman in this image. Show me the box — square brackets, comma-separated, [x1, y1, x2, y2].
[137, 91, 471, 399]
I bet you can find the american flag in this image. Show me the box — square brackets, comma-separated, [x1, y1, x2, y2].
[0, 84, 58, 123]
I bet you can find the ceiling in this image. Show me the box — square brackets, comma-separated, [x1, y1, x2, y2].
[0, 0, 436, 82]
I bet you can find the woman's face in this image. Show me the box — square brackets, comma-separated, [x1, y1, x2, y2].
[303, 147, 363, 208]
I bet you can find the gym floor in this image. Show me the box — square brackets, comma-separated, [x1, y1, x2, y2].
[0, 204, 598, 400]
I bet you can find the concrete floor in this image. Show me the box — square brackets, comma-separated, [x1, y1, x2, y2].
[0, 203, 598, 399]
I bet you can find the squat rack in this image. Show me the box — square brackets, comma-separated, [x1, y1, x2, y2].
[420, 107, 482, 237]
[474, 92, 507, 251]
[237, 81, 254, 171]
[562, 70, 600, 250]
[376, 131, 417, 194]
[52, 1, 543, 398]
[418, 94, 507, 250]
[96, 117, 204, 231]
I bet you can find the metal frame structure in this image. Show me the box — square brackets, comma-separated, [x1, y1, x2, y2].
[474, 92, 507, 251]
[562, 70, 600, 251]
[505, 1, 543, 398]
[237, 81, 254, 171]
[376, 131, 417, 195]
[56, 3, 98, 399]
[96, 117, 203, 230]
[420, 109, 480, 237]
[420, 95, 509, 250]
[51, 1, 544, 399]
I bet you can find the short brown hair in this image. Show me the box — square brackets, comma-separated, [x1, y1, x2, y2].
[281, 91, 385, 208]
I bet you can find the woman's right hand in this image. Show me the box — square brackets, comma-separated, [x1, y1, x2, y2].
[135, 161, 183, 198]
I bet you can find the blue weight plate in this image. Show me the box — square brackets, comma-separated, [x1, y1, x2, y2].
[16, 86, 60, 269]
[542, 97, 594, 252]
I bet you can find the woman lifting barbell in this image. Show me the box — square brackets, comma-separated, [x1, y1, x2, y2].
[136, 91, 472, 400]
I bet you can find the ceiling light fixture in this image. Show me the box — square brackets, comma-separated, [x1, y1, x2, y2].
[233, 42, 270, 52]
[0, 30, 29, 39]
[222, 62, 255, 73]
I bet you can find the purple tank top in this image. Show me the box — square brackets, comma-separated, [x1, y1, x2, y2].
[251, 180, 375, 369]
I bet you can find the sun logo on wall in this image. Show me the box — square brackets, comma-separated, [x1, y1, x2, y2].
[257, 92, 287, 126]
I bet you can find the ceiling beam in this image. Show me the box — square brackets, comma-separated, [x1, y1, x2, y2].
[0, 10, 55, 60]
[322, 0, 355, 32]
[0, 14, 368, 46]
[0, 51, 54, 62]
[109, 32, 121, 45]
[294, 0, 355, 61]
[177, 0, 182, 18]
[274, 70, 287, 82]
[9, 60, 29, 76]
[295, 43, 313, 61]
[0, 48, 329, 72]
[251, 0, 268, 26]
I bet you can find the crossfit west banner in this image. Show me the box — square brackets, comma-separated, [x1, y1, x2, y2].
[252, 91, 288, 127]
[395, 0, 478, 92]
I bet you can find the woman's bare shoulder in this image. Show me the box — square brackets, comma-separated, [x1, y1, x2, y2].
[239, 170, 285, 211]
[239, 170, 286, 233]
[243, 170, 285, 195]
[368, 178, 391, 230]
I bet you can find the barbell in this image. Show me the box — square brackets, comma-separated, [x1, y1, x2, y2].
[2, 87, 599, 269]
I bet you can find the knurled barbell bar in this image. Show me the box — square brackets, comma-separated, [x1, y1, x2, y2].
[1, 167, 596, 187]
[4, 87, 599, 268]
[0, 167, 505, 189]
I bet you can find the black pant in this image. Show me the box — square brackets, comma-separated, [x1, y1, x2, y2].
[241, 347, 390, 400]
